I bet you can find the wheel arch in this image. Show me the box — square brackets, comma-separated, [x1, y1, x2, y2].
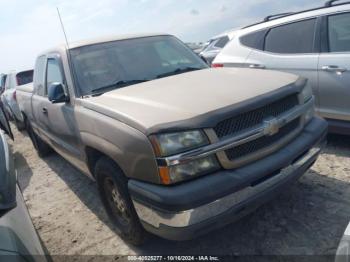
[82, 132, 127, 179]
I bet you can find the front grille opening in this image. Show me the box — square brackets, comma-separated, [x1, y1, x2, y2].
[214, 94, 299, 139]
[225, 118, 301, 161]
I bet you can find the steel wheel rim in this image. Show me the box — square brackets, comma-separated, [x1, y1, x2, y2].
[103, 177, 131, 227]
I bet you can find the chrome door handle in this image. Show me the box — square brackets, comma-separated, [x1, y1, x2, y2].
[42, 107, 48, 114]
[249, 64, 265, 69]
[321, 65, 347, 73]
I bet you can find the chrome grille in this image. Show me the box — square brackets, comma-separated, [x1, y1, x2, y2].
[214, 94, 299, 139]
[225, 118, 301, 161]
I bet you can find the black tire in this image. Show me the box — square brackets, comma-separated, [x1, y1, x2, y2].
[25, 119, 52, 157]
[4, 108, 13, 121]
[95, 157, 146, 245]
[15, 119, 26, 131]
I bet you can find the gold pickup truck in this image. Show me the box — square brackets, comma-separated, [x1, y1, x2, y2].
[17, 34, 328, 245]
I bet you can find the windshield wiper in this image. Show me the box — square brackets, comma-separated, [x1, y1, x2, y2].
[91, 79, 150, 95]
[156, 67, 202, 79]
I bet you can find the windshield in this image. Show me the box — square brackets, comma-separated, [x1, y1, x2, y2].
[71, 35, 208, 96]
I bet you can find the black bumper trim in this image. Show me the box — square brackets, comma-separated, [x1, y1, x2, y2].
[142, 151, 319, 241]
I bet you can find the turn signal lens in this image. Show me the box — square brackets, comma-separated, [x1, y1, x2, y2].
[158, 166, 171, 185]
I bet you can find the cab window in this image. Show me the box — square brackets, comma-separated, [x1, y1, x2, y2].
[46, 58, 64, 91]
[34, 56, 46, 96]
[328, 12, 350, 53]
[264, 19, 316, 54]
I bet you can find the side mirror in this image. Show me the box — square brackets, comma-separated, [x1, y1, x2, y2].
[0, 133, 16, 214]
[48, 82, 69, 104]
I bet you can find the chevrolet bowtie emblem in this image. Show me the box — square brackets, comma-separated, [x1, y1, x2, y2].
[264, 118, 280, 136]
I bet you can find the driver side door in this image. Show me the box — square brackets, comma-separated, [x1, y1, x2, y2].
[44, 54, 83, 166]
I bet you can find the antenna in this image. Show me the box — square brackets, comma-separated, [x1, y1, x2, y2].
[56, 7, 70, 49]
[55, 7, 80, 98]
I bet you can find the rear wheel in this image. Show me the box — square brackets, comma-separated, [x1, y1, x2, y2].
[95, 157, 145, 245]
[25, 119, 52, 157]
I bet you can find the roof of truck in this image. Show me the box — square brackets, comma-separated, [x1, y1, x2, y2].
[40, 33, 170, 56]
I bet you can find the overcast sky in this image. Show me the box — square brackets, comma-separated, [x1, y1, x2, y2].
[0, 0, 322, 72]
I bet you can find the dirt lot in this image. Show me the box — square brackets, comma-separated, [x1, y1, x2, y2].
[8, 127, 350, 259]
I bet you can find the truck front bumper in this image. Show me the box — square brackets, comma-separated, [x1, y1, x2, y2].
[128, 117, 328, 240]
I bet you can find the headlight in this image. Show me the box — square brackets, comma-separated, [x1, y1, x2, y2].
[150, 130, 220, 184]
[300, 84, 313, 102]
[159, 155, 220, 184]
[149, 130, 209, 157]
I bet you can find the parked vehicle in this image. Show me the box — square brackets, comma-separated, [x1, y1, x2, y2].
[18, 33, 327, 245]
[336, 222, 350, 262]
[199, 29, 236, 64]
[213, 0, 350, 135]
[0, 75, 7, 117]
[1, 70, 34, 131]
[0, 103, 48, 262]
[185, 42, 206, 54]
[0, 74, 6, 95]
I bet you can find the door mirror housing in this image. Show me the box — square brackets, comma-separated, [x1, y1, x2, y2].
[0, 133, 16, 214]
[48, 82, 69, 104]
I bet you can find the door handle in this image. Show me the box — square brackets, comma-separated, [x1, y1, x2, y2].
[249, 64, 265, 69]
[42, 107, 48, 114]
[321, 65, 347, 73]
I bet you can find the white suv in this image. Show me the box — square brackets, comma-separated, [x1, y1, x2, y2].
[213, 0, 350, 135]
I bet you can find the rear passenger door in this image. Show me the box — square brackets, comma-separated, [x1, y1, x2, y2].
[246, 18, 320, 109]
[318, 12, 350, 121]
[31, 55, 52, 141]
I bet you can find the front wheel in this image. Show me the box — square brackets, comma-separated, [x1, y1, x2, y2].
[95, 157, 146, 245]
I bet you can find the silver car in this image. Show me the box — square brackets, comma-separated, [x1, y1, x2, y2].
[213, 0, 350, 134]
[1, 70, 33, 130]
[0, 74, 6, 95]
[199, 30, 236, 65]
[0, 103, 49, 262]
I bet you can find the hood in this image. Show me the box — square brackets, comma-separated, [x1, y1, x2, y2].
[80, 68, 302, 134]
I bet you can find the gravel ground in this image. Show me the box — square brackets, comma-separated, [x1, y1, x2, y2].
[8, 127, 350, 259]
